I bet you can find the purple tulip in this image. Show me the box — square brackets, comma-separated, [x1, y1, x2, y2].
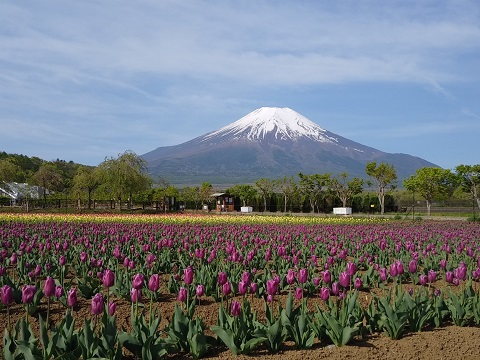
[266, 279, 278, 296]
[183, 267, 194, 285]
[346, 262, 357, 276]
[427, 270, 437, 283]
[396, 261, 404, 275]
[298, 268, 308, 284]
[322, 270, 332, 284]
[131, 288, 142, 303]
[109, 301, 116, 316]
[196, 284, 205, 298]
[266, 294, 274, 303]
[331, 282, 339, 295]
[22, 285, 36, 304]
[389, 263, 398, 277]
[91, 293, 104, 315]
[238, 281, 248, 295]
[148, 274, 160, 292]
[222, 281, 232, 296]
[102, 269, 115, 288]
[67, 288, 77, 308]
[177, 287, 187, 302]
[440, 259, 447, 269]
[250, 282, 258, 294]
[43, 276, 56, 298]
[408, 260, 417, 274]
[339, 271, 351, 288]
[231, 301, 241, 317]
[59, 255, 66, 266]
[286, 269, 296, 285]
[10, 253, 17, 265]
[132, 273, 144, 290]
[218, 272, 227, 286]
[313, 277, 320, 286]
[445, 271, 454, 283]
[320, 287, 330, 301]
[419, 274, 427, 286]
[241, 271, 251, 285]
[455, 266, 467, 281]
[354, 277, 363, 290]
[1, 285, 13, 306]
[379, 268, 388, 282]
[295, 287, 303, 300]
[55, 285, 64, 298]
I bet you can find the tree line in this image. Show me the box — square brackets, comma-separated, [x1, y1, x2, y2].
[0, 151, 479, 216]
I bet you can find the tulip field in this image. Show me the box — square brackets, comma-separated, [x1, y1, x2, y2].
[1, 213, 480, 359]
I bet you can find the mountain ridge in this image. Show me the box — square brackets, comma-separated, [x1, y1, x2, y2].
[142, 107, 437, 186]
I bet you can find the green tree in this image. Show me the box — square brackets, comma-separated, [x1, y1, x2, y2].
[31, 163, 64, 207]
[0, 159, 22, 184]
[98, 150, 152, 210]
[455, 164, 480, 212]
[275, 176, 297, 213]
[199, 182, 213, 209]
[328, 172, 364, 208]
[298, 172, 330, 213]
[365, 162, 397, 215]
[255, 178, 275, 212]
[228, 184, 257, 207]
[72, 166, 101, 209]
[403, 167, 454, 216]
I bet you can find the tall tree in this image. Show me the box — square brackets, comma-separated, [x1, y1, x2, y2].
[328, 172, 364, 208]
[455, 164, 480, 212]
[72, 166, 100, 209]
[365, 162, 397, 215]
[98, 150, 152, 210]
[275, 176, 297, 213]
[199, 182, 213, 209]
[298, 172, 330, 213]
[403, 167, 454, 216]
[228, 184, 257, 207]
[255, 178, 275, 212]
[31, 163, 64, 207]
[0, 159, 22, 184]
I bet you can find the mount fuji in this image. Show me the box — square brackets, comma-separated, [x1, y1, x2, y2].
[142, 107, 437, 185]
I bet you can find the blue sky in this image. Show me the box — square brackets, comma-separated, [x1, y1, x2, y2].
[1, 0, 479, 170]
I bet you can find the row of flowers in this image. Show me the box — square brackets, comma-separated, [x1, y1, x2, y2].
[3, 269, 480, 359]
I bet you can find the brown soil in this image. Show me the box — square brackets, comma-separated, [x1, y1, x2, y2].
[2, 285, 480, 360]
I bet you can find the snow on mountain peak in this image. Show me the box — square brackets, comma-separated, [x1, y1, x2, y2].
[204, 107, 337, 143]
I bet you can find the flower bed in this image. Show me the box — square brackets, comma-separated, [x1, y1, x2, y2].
[1, 213, 480, 358]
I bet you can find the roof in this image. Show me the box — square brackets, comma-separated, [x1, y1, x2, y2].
[210, 193, 226, 197]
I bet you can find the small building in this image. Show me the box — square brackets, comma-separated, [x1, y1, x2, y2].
[210, 193, 235, 212]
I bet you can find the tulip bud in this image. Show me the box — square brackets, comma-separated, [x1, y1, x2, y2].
[238, 281, 248, 295]
[43, 276, 56, 298]
[22, 285, 36, 304]
[131, 288, 142, 303]
[222, 281, 232, 296]
[148, 274, 160, 292]
[331, 282, 339, 295]
[177, 287, 187, 302]
[231, 301, 241, 317]
[102, 269, 115, 288]
[339, 271, 351, 288]
[322, 270, 331, 284]
[346, 262, 357, 276]
[354, 277, 363, 290]
[319, 287, 330, 301]
[408, 260, 417, 274]
[1, 285, 13, 306]
[55, 285, 64, 298]
[132, 273, 144, 290]
[266, 279, 277, 296]
[183, 267, 194, 285]
[445, 271, 454, 283]
[250, 282, 258, 295]
[67, 287, 77, 308]
[109, 301, 116, 316]
[286, 269, 296, 285]
[298, 268, 308, 284]
[419, 274, 427, 286]
[59, 255, 66, 266]
[218, 272, 227, 286]
[295, 287, 303, 300]
[196, 284, 205, 298]
[91, 293, 104, 315]
[428, 269, 437, 283]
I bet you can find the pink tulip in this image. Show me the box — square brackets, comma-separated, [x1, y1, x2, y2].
[132, 273, 144, 290]
[184, 267, 194, 285]
[177, 287, 187, 302]
[231, 301, 241, 317]
[222, 281, 232, 296]
[218, 272, 227, 286]
[196, 284, 205, 298]
[131, 288, 142, 303]
[238, 281, 248, 295]
[67, 288, 77, 307]
[295, 287, 303, 300]
[109, 301, 116, 316]
[286, 269, 296, 285]
[339, 271, 350, 288]
[298, 268, 308, 284]
[320, 287, 330, 301]
[55, 285, 64, 298]
[322, 270, 331, 284]
[102, 269, 115, 288]
[346, 262, 357, 276]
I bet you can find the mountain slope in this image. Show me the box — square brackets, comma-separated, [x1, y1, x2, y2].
[142, 107, 437, 185]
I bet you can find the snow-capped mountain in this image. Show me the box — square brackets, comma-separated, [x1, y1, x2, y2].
[142, 107, 437, 185]
[204, 107, 337, 143]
